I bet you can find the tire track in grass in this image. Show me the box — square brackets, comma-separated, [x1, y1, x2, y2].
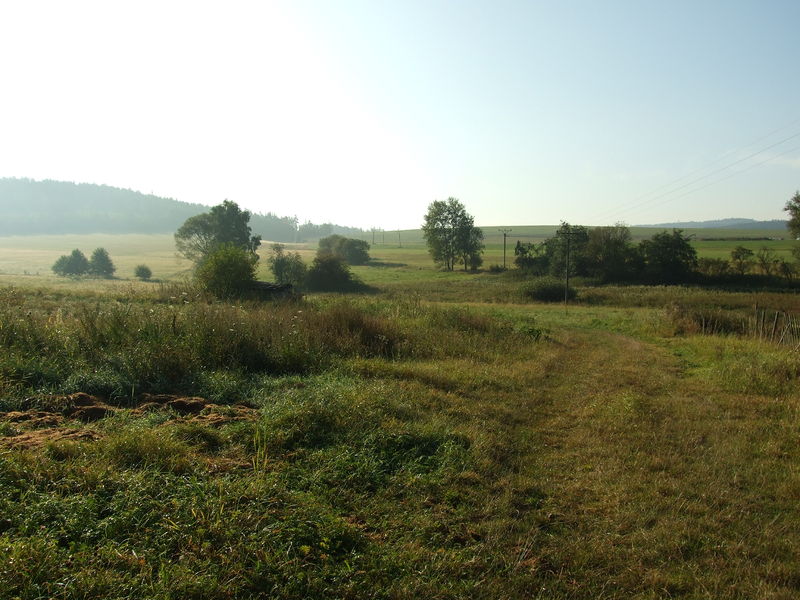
[506, 327, 800, 599]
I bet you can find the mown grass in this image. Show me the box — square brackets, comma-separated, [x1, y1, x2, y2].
[2, 265, 800, 597]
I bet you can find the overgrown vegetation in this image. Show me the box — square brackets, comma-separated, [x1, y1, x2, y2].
[3, 279, 800, 598]
[4, 212, 800, 598]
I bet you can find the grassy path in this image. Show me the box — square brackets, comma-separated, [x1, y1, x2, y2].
[503, 325, 800, 599]
[2, 293, 799, 599]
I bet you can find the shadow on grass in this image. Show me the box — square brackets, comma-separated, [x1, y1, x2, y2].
[366, 261, 408, 268]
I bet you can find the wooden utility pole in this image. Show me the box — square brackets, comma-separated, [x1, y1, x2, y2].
[557, 227, 581, 308]
[498, 228, 512, 270]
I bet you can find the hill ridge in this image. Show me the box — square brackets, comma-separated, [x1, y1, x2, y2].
[0, 178, 362, 241]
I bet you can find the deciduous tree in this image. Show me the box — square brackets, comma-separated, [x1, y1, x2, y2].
[784, 190, 800, 238]
[52, 249, 90, 276]
[134, 264, 152, 280]
[318, 235, 371, 265]
[175, 200, 261, 263]
[422, 198, 484, 271]
[639, 229, 698, 283]
[88, 247, 116, 278]
[730, 246, 754, 276]
[268, 243, 307, 286]
[195, 243, 257, 298]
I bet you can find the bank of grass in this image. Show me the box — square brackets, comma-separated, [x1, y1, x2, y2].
[2, 282, 800, 598]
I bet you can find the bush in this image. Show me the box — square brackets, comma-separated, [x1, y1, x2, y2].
[268, 244, 307, 286]
[52, 249, 90, 277]
[305, 254, 360, 292]
[318, 235, 370, 265]
[521, 277, 576, 302]
[195, 243, 257, 298]
[88, 247, 116, 278]
[134, 264, 153, 280]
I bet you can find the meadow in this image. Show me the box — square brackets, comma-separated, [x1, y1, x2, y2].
[1, 229, 800, 598]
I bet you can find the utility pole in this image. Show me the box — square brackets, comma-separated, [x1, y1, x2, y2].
[557, 226, 581, 308]
[498, 228, 512, 270]
[398, 230, 402, 248]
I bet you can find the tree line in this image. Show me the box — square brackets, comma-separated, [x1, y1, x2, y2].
[421, 193, 800, 286]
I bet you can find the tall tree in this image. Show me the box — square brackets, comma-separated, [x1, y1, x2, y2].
[175, 200, 261, 263]
[584, 224, 638, 282]
[784, 190, 800, 238]
[639, 229, 698, 283]
[545, 223, 589, 278]
[52, 249, 90, 277]
[88, 247, 116, 278]
[422, 198, 483, 271]
[730, 245, 754, 275]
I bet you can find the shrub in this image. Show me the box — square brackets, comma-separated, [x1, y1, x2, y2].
[134, 264, 152, 280]
[521, 276, 576, 302]
[697, 257, 730, 277]
[318, 235, 370, 265]
[268, 243, 307, 286]
[305, 254, 360, 292]
[195, 243, 257, 298]
[52, 249, 89, 277]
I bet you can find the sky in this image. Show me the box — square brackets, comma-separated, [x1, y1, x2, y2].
[1, 0, 799, 230]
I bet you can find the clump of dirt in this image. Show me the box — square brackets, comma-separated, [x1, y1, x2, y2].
[3, 427, 102, 449]
[62, 393, 116, 422]
[0, 392, 259, 450]
[3, 411, 64, 428]
[134, 393, 208, 415]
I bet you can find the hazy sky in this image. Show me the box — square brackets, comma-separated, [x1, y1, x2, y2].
[2, 0, 798, 229]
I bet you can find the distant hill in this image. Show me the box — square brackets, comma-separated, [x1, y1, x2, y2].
[0, 178, 363, 242]
[637, 218, 787, 230]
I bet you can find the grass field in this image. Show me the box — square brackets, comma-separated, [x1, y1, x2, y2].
[1, 231, 800, 598]
[0, 225, 791, 280]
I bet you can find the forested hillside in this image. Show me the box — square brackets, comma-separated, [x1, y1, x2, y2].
[0, 179, 205, 235]
[0, 178, 363, 241]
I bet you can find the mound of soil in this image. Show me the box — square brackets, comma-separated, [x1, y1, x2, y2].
[0, 392, 258, 449]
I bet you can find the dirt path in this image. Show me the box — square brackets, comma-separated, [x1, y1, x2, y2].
[507, 327, 800, 598]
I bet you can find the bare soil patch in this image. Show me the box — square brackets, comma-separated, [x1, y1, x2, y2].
[0, 392, 258, 449]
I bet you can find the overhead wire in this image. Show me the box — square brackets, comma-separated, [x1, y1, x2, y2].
[626, 142, 800, 220]
[587, 116, 800, 224]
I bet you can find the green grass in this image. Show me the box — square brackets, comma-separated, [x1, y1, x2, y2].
[2, 231, 800, 598]
[2, 226, 791, 284]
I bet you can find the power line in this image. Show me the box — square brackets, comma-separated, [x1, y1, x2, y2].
[588, 117, 800, 224]
[625, 142, 800, 221]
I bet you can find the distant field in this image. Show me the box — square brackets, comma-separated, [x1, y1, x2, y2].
[0, 226, 795, 285]
[0, 234, 192, 280]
